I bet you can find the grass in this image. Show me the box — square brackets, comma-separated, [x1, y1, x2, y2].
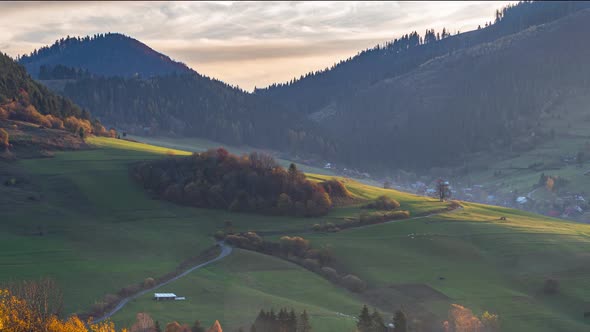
[111, 249, 361, 331]
[304, 203, 590, 332]
[2, 135, 589, 331]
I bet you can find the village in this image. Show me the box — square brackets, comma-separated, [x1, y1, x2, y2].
[314, 159, 590, 224]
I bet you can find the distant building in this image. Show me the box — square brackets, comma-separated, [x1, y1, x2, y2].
[154, 293, 177, 301]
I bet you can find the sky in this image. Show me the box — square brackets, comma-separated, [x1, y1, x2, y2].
[0, 1, 514, 91]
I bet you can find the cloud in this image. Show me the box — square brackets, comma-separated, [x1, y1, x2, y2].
[0, 1, 515, 90]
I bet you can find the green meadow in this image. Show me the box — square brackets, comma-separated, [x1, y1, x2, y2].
[1, 136, 589, 331]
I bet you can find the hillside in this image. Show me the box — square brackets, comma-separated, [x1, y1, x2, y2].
[256, 1, 590, 116]
[0, 52, 88, 121]
[0, 132, 588, 331]
[18, 33, 192, 78]
[253, 1, 590, 172]
[320, 8, 590, 171]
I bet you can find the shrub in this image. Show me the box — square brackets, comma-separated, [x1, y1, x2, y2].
[312, 223, 322, 231]
[0, 129, 8, 148]
[320, 267, 339, 281]
[143, 277, 156, 289]
[118, 284, 141, 297]
[364, 195, 400, 210]
[319, 179, 352, 199]
[45, 114, 64, 129]
[302, 258, 320, 271]
[0, 107, 7, 120]
[64, 116, 92, 135]
[342, 274, 366, 292]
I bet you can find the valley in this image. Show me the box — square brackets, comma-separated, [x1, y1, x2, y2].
[2, 2, 590, 331]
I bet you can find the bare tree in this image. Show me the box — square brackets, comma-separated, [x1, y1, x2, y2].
[3, 277, 64, 319]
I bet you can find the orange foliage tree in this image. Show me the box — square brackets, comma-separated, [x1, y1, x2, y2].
[0, 288, 124, 332]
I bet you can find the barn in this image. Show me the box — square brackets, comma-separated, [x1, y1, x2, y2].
[153, 293, 177, 301]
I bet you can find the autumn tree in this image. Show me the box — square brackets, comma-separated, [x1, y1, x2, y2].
[0, 128, 9, 149]
[130, 312, 155, 332]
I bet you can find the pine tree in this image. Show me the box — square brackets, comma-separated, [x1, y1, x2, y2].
[371, 309, 386, 332]
[393, 310, 407, 332]
[192, 320, 205, 332]
[297, 310, 312, 332]
[357, 305, 373, 332]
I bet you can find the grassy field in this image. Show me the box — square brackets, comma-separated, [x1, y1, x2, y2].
[111, 249, 361, 331]
[303, 203, 590, 332]
[0, 137, 354, 315]
[3, 135, 589, 331]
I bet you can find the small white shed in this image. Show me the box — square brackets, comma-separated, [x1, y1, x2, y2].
[154, 293, 177, 301]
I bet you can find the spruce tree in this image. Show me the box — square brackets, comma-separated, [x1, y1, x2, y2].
[297, 310, 312, 332]
[371, 309, 386, 332]
[357, 305, 373, 332]
[393, 310, 407, 332]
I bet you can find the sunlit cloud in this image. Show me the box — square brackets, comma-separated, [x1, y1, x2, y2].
[0, 1, 514, 90]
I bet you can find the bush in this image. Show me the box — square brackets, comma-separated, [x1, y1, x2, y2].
[302, 258, 320, 271]
[118, 284, 140, 297]
[45, 114, 64, 129]
[320, 267, 339, 281]
[364, 195, 400, 210]
[143, 277, 156, 289]
[64, 116, 92, 135]
[342, 274, 366, 293]
[0, 107, 7, 120]
[319, 179, 352, 199]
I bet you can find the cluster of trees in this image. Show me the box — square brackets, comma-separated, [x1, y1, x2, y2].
[250, 308, 311, 332]
[0, 51, 113, 140]
[39, 64, 92, 80]
[362, 195, 400, 210]
[127, 312, 222, 332]
[0, 88, 114, 138]
[0, 283, 119, 332]
[538, 173, 569, 193]
[222, 231, 367, 293]
[133, 149, 343, 217]
[356, 305, 394, 332]
[442, 304, 499, 332]
[0, 52, 89, 121]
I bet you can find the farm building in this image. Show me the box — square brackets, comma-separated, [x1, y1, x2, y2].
[154, 293, 177, 301]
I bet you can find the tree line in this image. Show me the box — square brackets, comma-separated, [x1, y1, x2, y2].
[132, 148, 352, 217]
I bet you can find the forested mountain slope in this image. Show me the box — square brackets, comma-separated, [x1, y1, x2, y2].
[60, 73, 336, 158]
[256, 1, 590, 117]
[18, 33, 192, 78]
[0, 52, 88, 120]
[323, 8, 590, 170]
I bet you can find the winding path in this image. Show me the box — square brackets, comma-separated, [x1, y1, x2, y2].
[93, 205, 462, 323]
[93, 242, 232, 323]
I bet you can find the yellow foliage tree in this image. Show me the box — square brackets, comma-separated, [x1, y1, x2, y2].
[0, 288, 123, 332]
